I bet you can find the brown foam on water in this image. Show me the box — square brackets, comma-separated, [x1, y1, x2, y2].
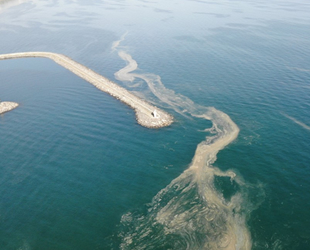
[114, 37, 253, 249]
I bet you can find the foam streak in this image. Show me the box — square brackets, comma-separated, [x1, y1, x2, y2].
[114, 38, 253, 249]
[283, 113, 310, 131]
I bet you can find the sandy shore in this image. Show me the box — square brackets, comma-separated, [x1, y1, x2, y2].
[0, 101, 19, 114]
[0, 52, 173, 128]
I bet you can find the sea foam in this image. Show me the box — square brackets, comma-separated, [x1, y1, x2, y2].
[113, 36, 257, 249]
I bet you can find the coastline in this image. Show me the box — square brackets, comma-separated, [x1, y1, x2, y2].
[0, 101, 19, 114]
[0, 52, 173, 128]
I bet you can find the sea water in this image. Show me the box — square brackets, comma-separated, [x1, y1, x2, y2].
[0, 0, 310, 249]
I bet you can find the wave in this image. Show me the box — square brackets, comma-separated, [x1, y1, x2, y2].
[113, 36, 260, 249]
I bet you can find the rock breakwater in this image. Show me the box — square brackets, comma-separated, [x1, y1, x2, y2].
[0, 52, 173, 128]
[0, 101, 19, 114]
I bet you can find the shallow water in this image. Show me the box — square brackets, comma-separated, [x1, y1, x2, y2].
[1, 0, 310, 249]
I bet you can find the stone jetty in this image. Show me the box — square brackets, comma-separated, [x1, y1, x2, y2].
[0, 52, 173, 128]
[0, 101, 19, 114]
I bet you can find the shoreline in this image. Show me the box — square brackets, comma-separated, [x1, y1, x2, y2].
[0, 52, 173, 128]
[0, 101, 19, 114]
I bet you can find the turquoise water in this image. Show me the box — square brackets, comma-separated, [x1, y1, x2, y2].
[1, 0, 310, 249]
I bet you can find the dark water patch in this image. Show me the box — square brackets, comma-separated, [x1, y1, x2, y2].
[193, 12, 230, 18]
[214, 175, 239, 202]
[154, 8, 171, 13]
[188, 0, 222, 5]
[173, 35, 204, 43]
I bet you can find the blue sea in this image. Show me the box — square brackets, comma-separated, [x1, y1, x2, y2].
[0, 0, 310, 249]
